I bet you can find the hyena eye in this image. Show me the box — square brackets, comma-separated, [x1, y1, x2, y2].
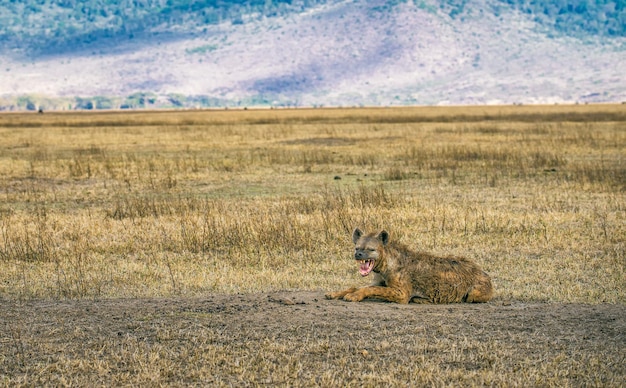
[367, 248, 375, 252]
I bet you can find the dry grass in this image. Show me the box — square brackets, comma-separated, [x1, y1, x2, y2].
[1, 104, 625, 386]
[0, 104, 624, 302]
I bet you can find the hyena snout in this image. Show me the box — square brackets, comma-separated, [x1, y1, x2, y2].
[355, 251, 367, 260]
[354, 250, 376, 260]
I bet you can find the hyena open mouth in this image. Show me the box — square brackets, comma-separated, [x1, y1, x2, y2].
[358, 260, 375, 276]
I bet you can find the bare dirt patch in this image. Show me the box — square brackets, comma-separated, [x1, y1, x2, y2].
[2, 292, 624, 386]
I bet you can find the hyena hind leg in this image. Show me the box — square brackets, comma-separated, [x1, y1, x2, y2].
[325, 287, 358, 300]
[464, 276, 494, 303]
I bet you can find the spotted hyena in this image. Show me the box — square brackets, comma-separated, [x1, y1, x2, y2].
[325, 228, 494, 304]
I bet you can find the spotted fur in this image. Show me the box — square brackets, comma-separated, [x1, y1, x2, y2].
[325, 228, 494, 304]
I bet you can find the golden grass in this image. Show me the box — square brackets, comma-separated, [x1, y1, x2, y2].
[0, 105, 624, 302]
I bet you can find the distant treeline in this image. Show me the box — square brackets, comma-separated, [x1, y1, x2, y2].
[0, 0, 623, 54]
[497, 0, 626, 37]
[0, 0, 326, 53]
[0, 92, 294, 111]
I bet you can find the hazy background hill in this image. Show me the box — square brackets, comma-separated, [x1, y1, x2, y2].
[1, 0, 625, 110]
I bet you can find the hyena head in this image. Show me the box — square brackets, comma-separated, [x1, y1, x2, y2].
[352, 228, 389, 276]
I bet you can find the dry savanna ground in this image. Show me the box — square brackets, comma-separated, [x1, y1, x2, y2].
[1, 105, 625, 386]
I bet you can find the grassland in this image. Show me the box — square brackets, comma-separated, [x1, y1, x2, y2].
[1, 104, 624, 302]
[0, 105, 625, 386]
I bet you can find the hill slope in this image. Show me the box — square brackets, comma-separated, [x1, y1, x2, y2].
[0, 0, 625, 109]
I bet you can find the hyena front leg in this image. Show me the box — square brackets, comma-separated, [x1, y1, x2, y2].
[344, 286, 411, 304]
[325, 287, 358, 300]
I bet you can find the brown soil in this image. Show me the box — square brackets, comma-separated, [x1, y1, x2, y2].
[2, 292, 624, 386]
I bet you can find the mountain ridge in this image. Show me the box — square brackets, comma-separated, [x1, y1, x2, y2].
[1, 0, 625, 110]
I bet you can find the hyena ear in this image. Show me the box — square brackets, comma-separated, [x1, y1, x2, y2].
[352, 228, 363, 244]
[377, 230, 390, 246]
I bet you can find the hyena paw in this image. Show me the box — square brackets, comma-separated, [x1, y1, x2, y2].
[343, 292, 363, 302]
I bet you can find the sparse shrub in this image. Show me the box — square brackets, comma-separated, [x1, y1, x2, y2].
[384, 167, 410, 181]
[0, 210, 55, 263]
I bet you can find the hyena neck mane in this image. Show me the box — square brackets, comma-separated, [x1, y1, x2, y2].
[375, 241, 414, 273]
[374, 241, 434, 274]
